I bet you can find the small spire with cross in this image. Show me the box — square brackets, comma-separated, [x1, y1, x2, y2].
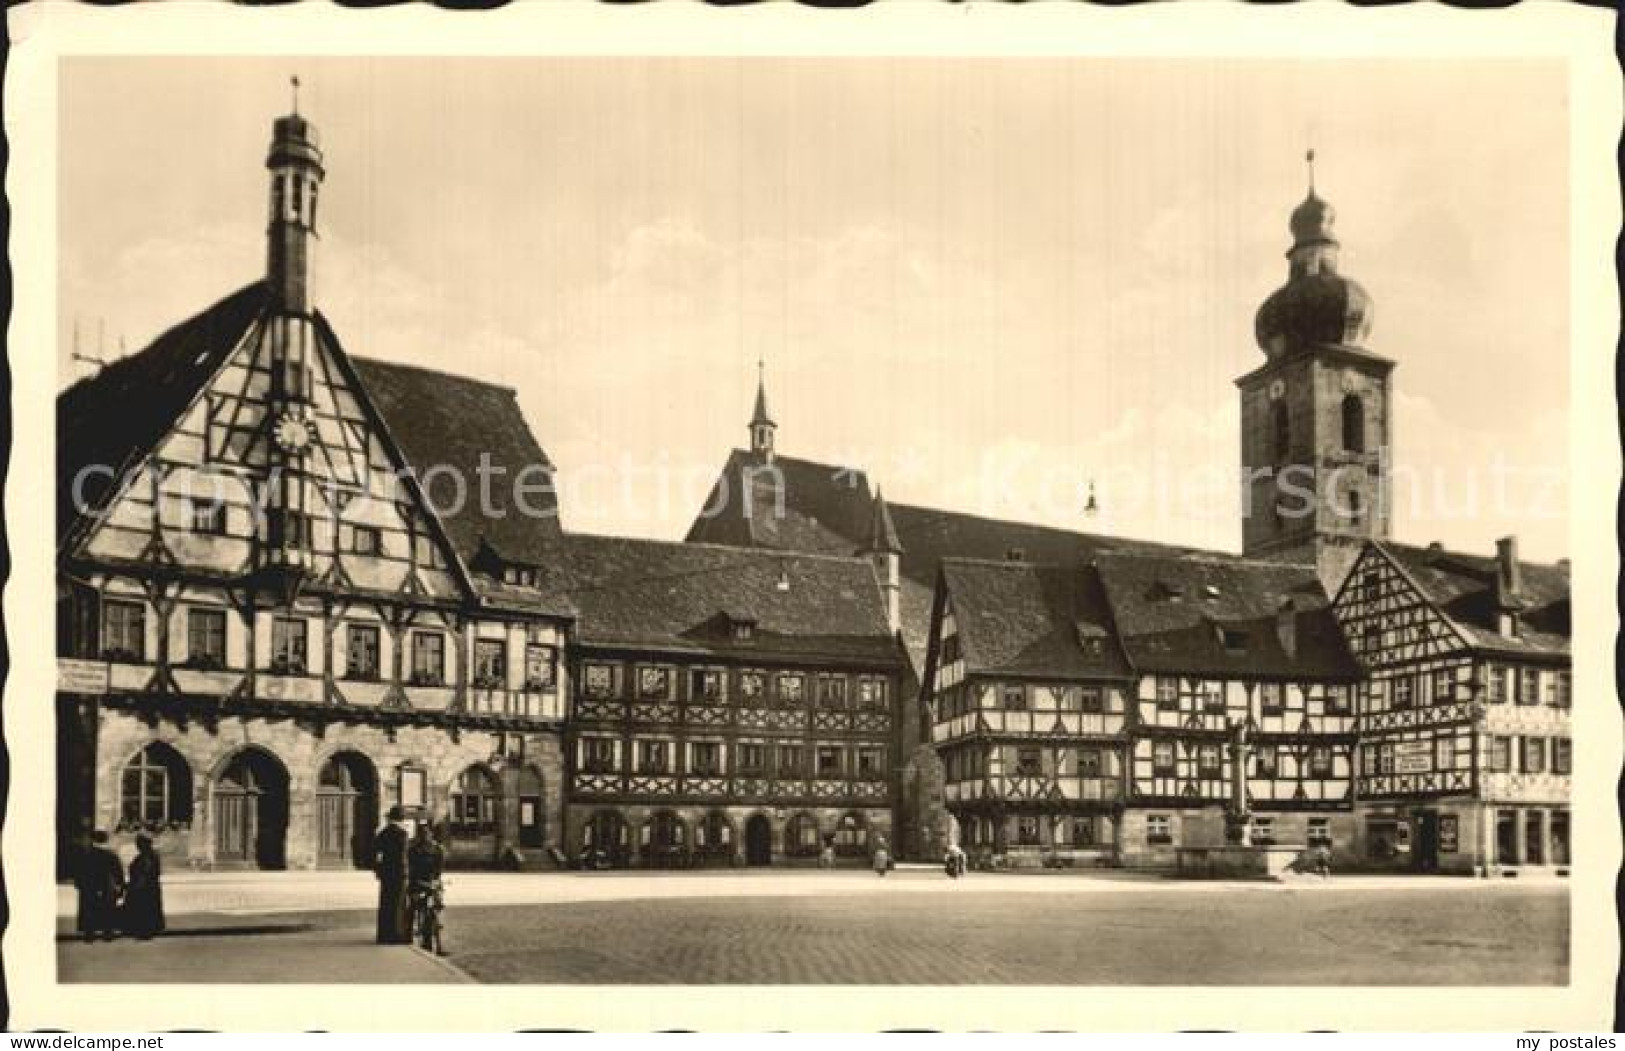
[290, 75, 301, 116]
[1306, 148, 1316, 195]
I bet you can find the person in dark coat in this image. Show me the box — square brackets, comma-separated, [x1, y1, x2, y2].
[121, 833, 166, 939]
[74, 830, 125, 942]
[407, 823, 448, 954]
[372, 806, 412, 944]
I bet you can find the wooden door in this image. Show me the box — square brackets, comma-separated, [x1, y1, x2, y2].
[318, 791, 354, 861]
[215, 789, 254, 864]
[745, 814, 772, 866]
[519, 796, 544, 848]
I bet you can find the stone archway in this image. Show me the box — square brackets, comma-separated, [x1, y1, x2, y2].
[315, 751, 378, 869]
[212, 747, 290, 870]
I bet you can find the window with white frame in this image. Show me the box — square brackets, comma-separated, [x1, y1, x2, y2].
[473, 639, 506, 688]
[690, 741, 722, 776]
[408, 631, 444, 685]
[637, 740, 671, 774]
[1307, 818, 1332, 847]
[102, 599, 146, 662]
[1553, 737, 1573, 775]
[271, 617, 308, 674]
[584, 663, 619, 699]
[690, 668, 724, 702]
[580, 738, 617, 774]
[345, 623, 380, 681]
[1152, 740, 1176, 775]
[188, 497, 227, 535]
[524, 643, 557, 690]
[1156, 678, 1180, 711]
[187, 608, 228, 670]
[638, 666, 671, 700]
[1146, 814, 1173, 845]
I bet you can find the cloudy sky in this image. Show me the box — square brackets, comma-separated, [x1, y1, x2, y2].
[59, 57, 1569, 560]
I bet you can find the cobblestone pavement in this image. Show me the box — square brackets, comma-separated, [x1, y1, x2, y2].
[56, 872, 1567, 986]
[423, 884, 1567, 985]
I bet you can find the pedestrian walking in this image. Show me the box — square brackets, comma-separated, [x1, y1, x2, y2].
[372, 806, 412, 944]
[872, 835, 891, 877]
[818, 841, 835, 870]
[1312, 843, 1333, 879]
[944, 842, 966, 879]
[73, 830, 125, 942]
[121, 833, 166, 940]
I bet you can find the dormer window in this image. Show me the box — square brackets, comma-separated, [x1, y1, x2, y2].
[1219, 627, 1248, 653]
[733, 620, 755, 641]
[502, 564, 538, 587]
[1005, 548, 1026, 563]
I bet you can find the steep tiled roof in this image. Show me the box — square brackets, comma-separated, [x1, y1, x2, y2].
[938, 558, 1132, 679]
[1380, 541, 1569, 658]
[685, 449, 874, 556]
[546, 533, 903, 665]
[58, 281, 271, 550]
[1095, 551, 1361, 680]
[350, 354, 562, 565]
[683, 449, 1198, 673]
[56, 282, 565, 606]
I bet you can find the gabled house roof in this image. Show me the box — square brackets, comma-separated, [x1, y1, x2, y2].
[1376, 541, 1569, 659]
[937, 558, 1132, 680]
[683, 448, 1199, 672]
[544, 533, 903, 666]
[351, 355, 562, 566]
[1094, 551, 1362, 680]
[56, 282, 568, 623]
[58, 281, 271, 550]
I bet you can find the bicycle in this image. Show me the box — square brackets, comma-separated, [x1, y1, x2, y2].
[408, 878, 445, 956]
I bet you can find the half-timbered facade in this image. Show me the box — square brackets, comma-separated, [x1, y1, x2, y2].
[1095, 552, 1362, 866]
[1332, 538, 1571, 874]
[56, 109, 572, 874]
[923, 559, 1133, 867]
[550, 530, 909, 867]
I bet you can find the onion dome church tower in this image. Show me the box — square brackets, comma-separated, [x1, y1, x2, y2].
[1236, 153, 1395, 592]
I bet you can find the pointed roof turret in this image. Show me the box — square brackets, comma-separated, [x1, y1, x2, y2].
[748, 358, 777, 461]
[751, 358, 775, 428]
[863, 487, 904, 555]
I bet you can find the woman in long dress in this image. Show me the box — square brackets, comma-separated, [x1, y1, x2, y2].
[121, 833, 166, 939]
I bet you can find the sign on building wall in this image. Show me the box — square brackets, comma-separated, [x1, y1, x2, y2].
[1394, 740, 1433, 774]
[399, 766, 427, 810]
[57, 659, 110, 695]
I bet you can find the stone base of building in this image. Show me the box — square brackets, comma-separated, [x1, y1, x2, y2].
[1354, 799, 1571, 876]
[1118, 808, 1359, 870]
[57, 698, 565, 875]
[563, 802, 893, 869]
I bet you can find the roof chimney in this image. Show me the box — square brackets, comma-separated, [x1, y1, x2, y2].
[1493, 536, 1526, 637]
[1276, 596, 1298, 660]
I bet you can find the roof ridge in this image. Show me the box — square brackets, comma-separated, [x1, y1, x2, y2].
[1381, 538, 1568, 572]
[1093, 548, 1304, 570]
[564, 529, 877, 567]
[350, 351, 518, 395]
